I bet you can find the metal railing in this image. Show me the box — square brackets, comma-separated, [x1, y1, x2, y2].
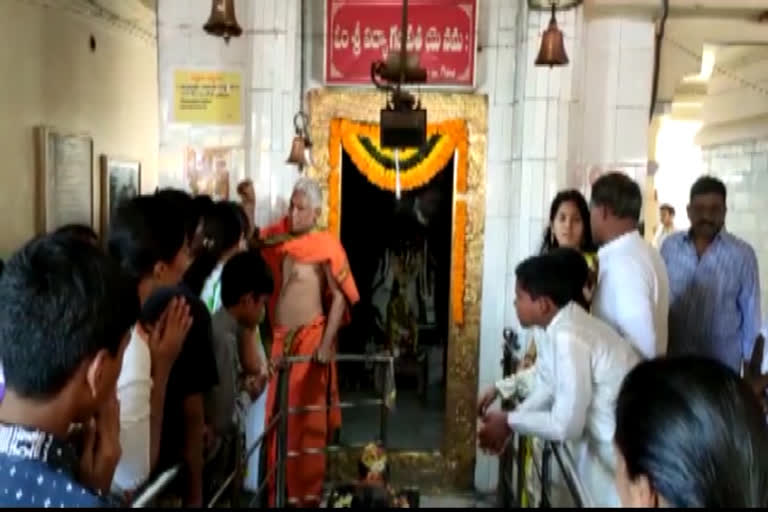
[499, 434, 587, 508]
[132, 353, 395, 508]
[496, 339, 586, 509]
[130, 465, 181, 508]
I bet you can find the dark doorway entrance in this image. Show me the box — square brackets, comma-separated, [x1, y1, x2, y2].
[337, 149, 454, 450]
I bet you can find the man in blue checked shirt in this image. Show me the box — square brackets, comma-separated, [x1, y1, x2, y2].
[661, 176, 761, 373]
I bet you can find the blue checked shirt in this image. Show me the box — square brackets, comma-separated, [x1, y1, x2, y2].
[661, 229, 761, 372]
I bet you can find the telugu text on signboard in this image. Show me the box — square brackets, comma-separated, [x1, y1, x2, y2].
[325, 0, 477, 87]
[173, 70, 242, 125]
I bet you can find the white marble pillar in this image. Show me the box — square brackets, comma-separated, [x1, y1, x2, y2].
[473, 0, 522, 491]
[571, 16, 655, 189]
[247, 0, 302, 228]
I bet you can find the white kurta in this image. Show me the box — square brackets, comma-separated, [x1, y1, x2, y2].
[592, 231, 670, 359]
[113, 328, 152, 494]
[507, 303, 641, 507]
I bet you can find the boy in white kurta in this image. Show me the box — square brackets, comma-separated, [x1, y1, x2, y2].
[479, 249, 641, 507]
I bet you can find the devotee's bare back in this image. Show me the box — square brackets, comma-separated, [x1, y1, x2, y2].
[276, 255, 325, 329]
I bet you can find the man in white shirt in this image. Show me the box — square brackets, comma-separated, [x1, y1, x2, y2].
[589, 172, 670, 359]
[479, 249, 641, 507]
[653, 203, 676, 249]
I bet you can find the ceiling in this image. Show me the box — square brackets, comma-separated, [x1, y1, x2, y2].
[89, 0, 156, 31]
[658, 15, 768, 105]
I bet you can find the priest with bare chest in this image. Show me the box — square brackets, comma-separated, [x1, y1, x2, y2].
[260, 178, 360, 507]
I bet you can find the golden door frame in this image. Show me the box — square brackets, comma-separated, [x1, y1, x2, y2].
[306, 89, 488, 491]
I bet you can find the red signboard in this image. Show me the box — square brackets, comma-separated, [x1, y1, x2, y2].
[325, 0, 477, 87]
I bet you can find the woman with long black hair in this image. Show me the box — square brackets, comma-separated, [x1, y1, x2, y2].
[541, 189, 599, 310]
[615, 357, 768, 508]
[540, 189, 596, 260]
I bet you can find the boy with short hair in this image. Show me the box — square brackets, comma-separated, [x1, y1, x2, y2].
[0, 235, 139, 506]
[206, 249, 273, 495]
[478, 248, 641, 507]
[109, 194, 213, 506]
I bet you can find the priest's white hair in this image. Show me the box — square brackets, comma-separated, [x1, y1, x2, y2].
[293, 177, 322, 210]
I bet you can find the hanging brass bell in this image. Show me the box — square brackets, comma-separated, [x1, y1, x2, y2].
[535, 5, 569, 67]
[287, 112, 313, 169]
[287, 136, 312, 168]
[203, 0, 243, 44]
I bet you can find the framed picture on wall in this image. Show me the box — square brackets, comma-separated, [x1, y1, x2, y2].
[184, 146, 238, 201]
[100, 155, 141, 238]
[34, 126, 95, 234]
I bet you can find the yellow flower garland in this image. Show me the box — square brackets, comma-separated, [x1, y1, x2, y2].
[331, 119, 468, 194]
[327, 117, 469, 325]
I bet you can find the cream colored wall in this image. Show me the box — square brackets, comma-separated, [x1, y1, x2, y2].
[0, 0, 158, 257]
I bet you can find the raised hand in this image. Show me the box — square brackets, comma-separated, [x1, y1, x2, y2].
[79, 395, 122, 494]
[144, 296, 193, 377]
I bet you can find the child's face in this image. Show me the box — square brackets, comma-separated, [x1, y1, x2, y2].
[514, 283, 544, 328]
[233, 294, 268, 329]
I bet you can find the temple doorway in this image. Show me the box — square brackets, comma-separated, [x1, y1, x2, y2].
[308, 89, 487, 489]
[337, 149, 454, 451]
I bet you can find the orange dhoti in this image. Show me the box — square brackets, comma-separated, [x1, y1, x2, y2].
[265, 316, 342, 507]
[261, 218, 358, 508]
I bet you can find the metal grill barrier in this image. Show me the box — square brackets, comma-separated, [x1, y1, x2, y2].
[131, 353, 395, 508]
[496, 340, 586, 509]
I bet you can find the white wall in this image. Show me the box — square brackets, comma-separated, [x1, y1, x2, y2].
[157, 0, 248, 193]
[701, 139, 768, 320]
[575, 15, 655, 185]
[0, 0, 158, 256]
[158, 0, 301, 226]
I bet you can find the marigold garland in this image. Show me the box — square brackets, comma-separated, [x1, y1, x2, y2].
[326, 117, 469, 322]
[452, 200, 467, 325]
[328, 119, 342, 236]
[329, 119, 468, 195]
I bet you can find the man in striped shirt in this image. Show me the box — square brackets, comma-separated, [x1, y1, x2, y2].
[661, 176, 761, 373]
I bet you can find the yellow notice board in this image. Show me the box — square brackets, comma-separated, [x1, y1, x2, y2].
[173, 70, 242, 124]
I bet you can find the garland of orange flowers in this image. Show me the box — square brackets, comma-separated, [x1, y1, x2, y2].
[327, 117, 469, 323]
[331, 119, 467, 193]
[328, 119, 342, 236]
[452, 200, 467, 325]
